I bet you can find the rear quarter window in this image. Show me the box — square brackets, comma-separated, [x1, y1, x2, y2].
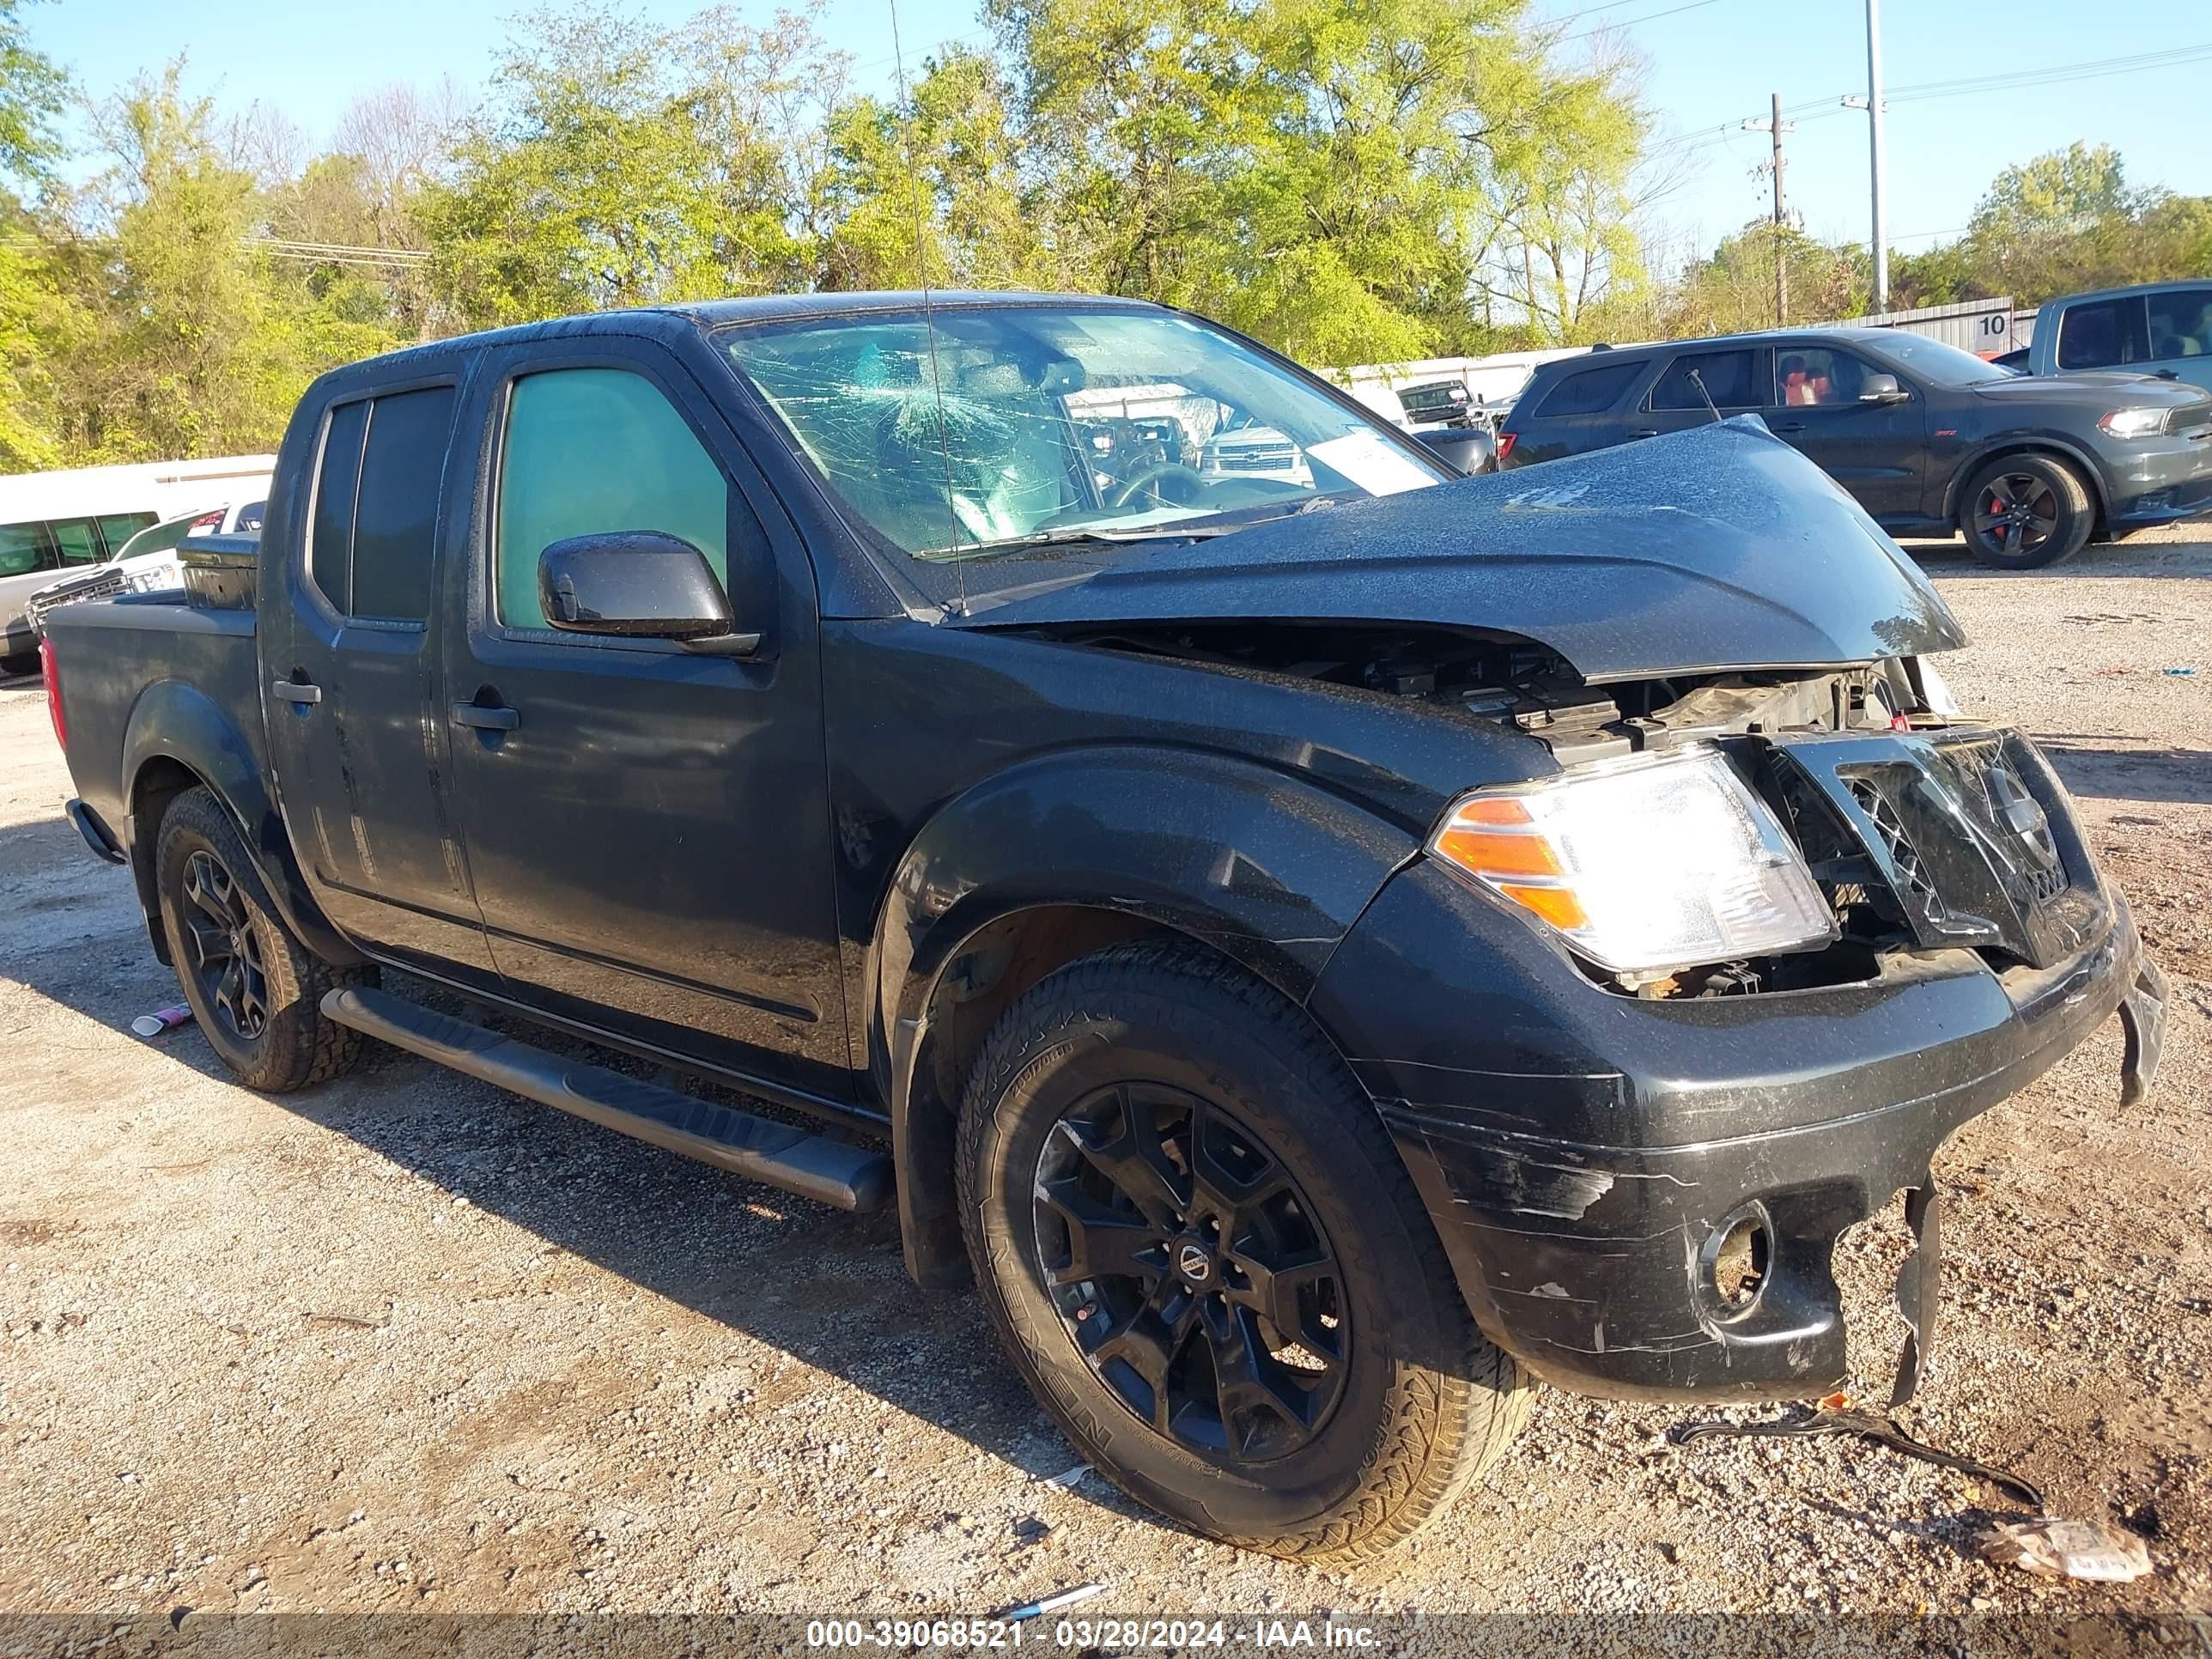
[1532, 361, 1644, 418]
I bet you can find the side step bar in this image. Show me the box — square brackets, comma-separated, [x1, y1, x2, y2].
[321, 986, 893, 1213]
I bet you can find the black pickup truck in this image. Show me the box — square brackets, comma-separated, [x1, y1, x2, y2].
[42, 292, 2166, 1561]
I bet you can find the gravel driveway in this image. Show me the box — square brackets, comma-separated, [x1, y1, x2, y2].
[1, 527, 2206, 1642]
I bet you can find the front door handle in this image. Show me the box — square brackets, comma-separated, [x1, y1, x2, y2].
[1630, 428, 1660, 439]
[271, 679, 321, 705]
[449, 701, 520, 732]
[1773, 421, 1808, 433]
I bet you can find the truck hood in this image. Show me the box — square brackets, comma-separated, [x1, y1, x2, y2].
[951, 418, 1965, 684]
[1979, 370, 2212, 410]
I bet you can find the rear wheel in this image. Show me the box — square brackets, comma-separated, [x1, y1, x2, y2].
[1958, 453, 2094, 568]
[957, 941, 1526, 1561]
[155, 786, 372, 1091]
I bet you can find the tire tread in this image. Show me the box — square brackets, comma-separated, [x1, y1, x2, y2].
[956, 939, 1526, 1564]
[155, 787, 370, 1092]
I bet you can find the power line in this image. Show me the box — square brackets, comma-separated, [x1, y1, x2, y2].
[1553, 0, 1725, 46]
[1653, 41, 2212, 165]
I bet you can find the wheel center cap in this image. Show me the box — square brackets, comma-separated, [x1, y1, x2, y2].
[1174, 1239, 1214, 1285]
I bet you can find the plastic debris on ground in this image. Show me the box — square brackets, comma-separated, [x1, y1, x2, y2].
[1668, 1392, 2045, 1511]
[1039, 1463, 1091, 1492]
[995, 1583, 1107, 1622]
[1979, 1517, 2154, 1583]
[130, 1006, 195, 1038]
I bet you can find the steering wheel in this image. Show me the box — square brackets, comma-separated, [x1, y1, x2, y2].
[1108, 461, 1211, 510]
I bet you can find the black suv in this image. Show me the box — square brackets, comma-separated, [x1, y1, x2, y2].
[1498, 326, 2212, 567]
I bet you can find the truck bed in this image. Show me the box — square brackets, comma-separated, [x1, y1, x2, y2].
[44, 593, 266, 852]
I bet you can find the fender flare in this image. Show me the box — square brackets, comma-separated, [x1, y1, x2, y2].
[868, 744, 1418, 1282]
[121, 678, 362, 967]
[1941, 433, 2112, 526]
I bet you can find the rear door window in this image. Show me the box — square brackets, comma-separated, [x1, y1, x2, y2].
[493, 368, 732, 630]
[2145, 289, 2212, 362]
[1649, 349, 1767, 411]
[310, 399, 369, 611]
[48, 519, 102, 564]
[308, 388, 455, 621]
[0, 521, 56, 577]
[350, 389, 456, 620]
[2057, 298, 2149, 370]
[96, 513, 155, 556]
[1534, 360, 1643, 417]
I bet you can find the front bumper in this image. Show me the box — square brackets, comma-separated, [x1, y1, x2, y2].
[1309, 738, 2167, 1404]
[2104, 431, 2212, 528]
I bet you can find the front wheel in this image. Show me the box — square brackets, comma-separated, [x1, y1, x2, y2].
[155, 786, 373, 1091]
[957, 942, 1526, 1561]
[1958, 453, 2094, 568]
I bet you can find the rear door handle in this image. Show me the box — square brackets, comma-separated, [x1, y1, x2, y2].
[1630, 428, 1660, 439]
[1773, 421, 1808, 433]
[271, 679, 321, 705]
[449, 702, 520, 732]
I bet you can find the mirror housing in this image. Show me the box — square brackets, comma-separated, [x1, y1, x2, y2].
[538, 532, 758, 654]
[1413, 427, 1498, 476]
[1859, 372, 1909, 404]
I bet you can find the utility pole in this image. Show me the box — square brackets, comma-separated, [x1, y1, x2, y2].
[1742, 94, 1794, 325]
[1860, 0, 1889, 311]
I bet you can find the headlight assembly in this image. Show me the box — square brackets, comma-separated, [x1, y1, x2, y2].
[2097, 406, 2169, 439]
[1427, 746, 1837, 976]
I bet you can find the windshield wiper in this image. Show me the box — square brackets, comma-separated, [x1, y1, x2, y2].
[923, 495, 1353, 561]
[924, 522, 1252, 560]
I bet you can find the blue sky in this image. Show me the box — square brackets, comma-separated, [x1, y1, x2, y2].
[23, 0, 2212, 272]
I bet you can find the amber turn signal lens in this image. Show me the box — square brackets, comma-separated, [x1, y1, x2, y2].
[1497, 883, 1589, 931]
[1432, 826, 1562, 878]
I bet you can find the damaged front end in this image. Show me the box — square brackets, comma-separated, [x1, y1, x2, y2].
[1308, 683, 2169, 1407]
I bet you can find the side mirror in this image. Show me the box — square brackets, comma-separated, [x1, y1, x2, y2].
[1413, 427, 1498, 476]
[538, 532, 759, 655]
[1859, 372, 1909, 404]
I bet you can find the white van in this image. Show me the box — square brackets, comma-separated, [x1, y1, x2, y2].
[0, 455, 275, 669]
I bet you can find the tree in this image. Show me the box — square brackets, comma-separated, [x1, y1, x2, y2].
[0, 0, 65, 188]
[420, 4, 847, 328]
[817, 49, 1037, 291]
[41, 66, 398, 461]
[0, 0, 72, 467]
[1472, 27, 1653, 347]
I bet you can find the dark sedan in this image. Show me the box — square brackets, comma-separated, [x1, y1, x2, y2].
[1498, 326, 2212, 566]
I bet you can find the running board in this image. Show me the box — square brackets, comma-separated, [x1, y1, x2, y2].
[321, 985, 892, 1213]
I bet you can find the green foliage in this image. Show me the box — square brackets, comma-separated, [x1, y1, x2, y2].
[420, 5, 844, 326]
[0, 0, 66, 186]
[37, 68, 405, 462]
[1888, 143, 2212, 313]
[2, 1, 2208, 481]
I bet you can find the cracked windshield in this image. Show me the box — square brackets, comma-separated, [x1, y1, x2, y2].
[723, 305, 1448, 560]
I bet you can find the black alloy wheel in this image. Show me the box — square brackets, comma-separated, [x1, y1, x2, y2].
[1973, 469, 2060, 560]
[1958, 453, 2093, 568]
[958, 941, 1528, 1561]
[1032, 1082, 1347, 1463]
[154, 784, 372, 1091]
[179, 848, 271, 1041]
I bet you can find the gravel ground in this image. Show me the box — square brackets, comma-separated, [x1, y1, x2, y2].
[0, 526, 2206, 1640]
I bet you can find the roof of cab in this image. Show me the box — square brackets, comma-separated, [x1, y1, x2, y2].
[299, 290, 1161, 401]
[1520, 325, 1924, 386]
